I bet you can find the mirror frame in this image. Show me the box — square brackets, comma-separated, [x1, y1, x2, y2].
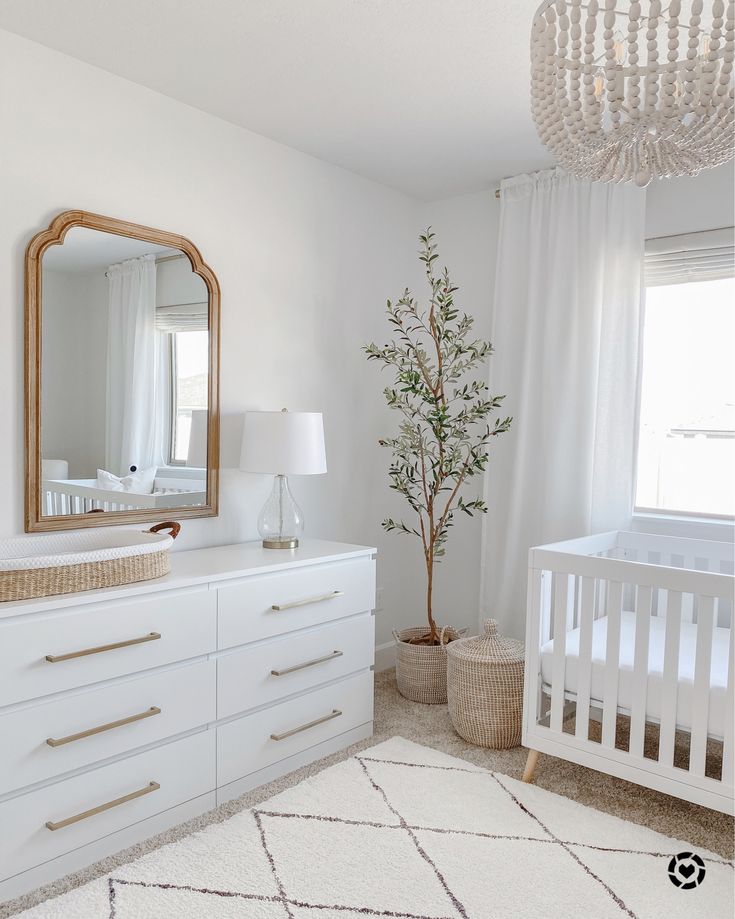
[25, 210, 221, 532]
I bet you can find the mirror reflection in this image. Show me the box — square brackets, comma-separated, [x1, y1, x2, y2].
[40, 227, 209, 516]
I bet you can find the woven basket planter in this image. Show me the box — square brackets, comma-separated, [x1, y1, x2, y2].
[393, 626, 467, 704]
[0, 522, 180, 602]
[447, 619, 524, 748]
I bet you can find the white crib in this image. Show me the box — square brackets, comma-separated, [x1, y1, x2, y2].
[42, 476, 206, 516]
[522, 531, 734, 814]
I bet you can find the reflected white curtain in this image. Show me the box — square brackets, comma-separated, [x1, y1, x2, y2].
[105, 255, 159, 475]
[482, 168, 646, 638]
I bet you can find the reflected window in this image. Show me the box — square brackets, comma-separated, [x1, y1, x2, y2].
[170, 330, 209, 465]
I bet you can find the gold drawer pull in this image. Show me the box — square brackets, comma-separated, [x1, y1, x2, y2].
[270, 709, 342, 741]
[46, 706, 162, 748]
[271, 590, 343, 611]
[45, 781, 160, 831]
[45, 632, 161, 663]
[271, 650, 343, 677]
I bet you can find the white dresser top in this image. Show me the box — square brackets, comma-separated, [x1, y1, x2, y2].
[0, 538, 376, 619]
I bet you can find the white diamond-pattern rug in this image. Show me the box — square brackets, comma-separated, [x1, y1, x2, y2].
[16, 737, 733, 918]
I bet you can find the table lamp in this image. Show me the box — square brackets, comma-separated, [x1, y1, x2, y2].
[239, 409, 327, 549]
[186, 409, 208, 468]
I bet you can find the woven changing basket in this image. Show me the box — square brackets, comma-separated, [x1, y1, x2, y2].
[393, 626, 466, 704]
[447, 619, 524, 748]
[0, 522, 180, 602]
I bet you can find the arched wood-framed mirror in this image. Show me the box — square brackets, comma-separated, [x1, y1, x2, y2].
[25, 210, 220, 532]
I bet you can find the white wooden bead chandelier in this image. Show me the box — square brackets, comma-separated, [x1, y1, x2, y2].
[531, 1, 735, 185]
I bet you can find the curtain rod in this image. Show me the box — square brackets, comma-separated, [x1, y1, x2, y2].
[104, 252, 186, 277]
[156, 253, 187, 265]
[646, 225, 734, 242]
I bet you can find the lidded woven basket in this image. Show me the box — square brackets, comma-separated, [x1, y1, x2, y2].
[446, 619, 524, 748]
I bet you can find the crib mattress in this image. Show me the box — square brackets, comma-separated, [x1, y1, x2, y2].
[540, 610, 730, 739]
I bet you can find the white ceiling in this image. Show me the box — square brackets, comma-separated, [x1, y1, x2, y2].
[43, 228, 178, 273]
[0, 0, 553, 200]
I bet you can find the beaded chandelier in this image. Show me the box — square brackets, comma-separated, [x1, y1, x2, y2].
[531, 1, 735, 186]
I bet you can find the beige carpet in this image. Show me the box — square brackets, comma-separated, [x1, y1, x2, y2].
[2, 670, 732, 917]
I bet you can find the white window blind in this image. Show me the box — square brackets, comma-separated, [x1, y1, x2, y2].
[644, 227, 735, 287]
[155, 301, 209, 332]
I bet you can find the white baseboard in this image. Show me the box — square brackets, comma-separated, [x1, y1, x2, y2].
[373, 640, 395, 673]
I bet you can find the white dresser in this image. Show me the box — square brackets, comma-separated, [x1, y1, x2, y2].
[0, 538, 376, 902]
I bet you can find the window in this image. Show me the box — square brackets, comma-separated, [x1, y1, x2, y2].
[169, 330, 209, 465]
[635, 229, 735, 518]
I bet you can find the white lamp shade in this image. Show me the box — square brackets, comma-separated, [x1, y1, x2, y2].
[186, 410, 208, 468]
[240, 411, 327, 476]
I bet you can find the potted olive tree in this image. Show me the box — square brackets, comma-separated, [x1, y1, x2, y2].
[365, 230, 511, 703]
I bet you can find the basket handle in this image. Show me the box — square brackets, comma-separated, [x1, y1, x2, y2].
[393, 627, 466, 646]
[440, 626, 467, 646]
[148, 521, 181, 540]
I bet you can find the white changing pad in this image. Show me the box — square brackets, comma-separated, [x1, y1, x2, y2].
[540, 610, 730, 739]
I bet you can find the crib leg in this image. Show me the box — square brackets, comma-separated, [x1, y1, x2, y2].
[522, 749, 540, 783]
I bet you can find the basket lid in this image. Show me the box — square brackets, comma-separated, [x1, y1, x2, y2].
[447, 618, 524, 663]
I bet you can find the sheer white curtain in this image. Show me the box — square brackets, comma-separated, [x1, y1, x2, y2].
[482, 168, 646, 638]
[105, 255, 159, 475]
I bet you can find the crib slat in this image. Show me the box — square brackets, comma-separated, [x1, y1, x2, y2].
[567, 575, 576, 630]
[526, 566, 544, 729]
[658, 592, 682, 768]
[681, 556, 694, 623]
[722, 623, 734, 787]
[630, 585, 653, 759]
[550, 574, 569, 733]
[655, 552, 669, 620]
[690, 596, 715, 778]
[540, 569, 552, 643]
[601, 581, 623, 748]
[574, 577, 595, 740]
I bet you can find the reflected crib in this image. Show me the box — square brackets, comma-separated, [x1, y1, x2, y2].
[522, 531, 734, 814]
[42, 475, 206, 515]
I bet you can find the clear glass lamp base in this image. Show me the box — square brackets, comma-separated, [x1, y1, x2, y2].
[258, 474, 303, 550]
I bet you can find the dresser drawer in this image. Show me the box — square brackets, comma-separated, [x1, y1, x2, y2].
[0, 588, 216, 706]
[0, 660, 215, 796]
[218, 614, 374, 719]
[218, 557, 375, 650]
[0, 729, 214, 883]
[217, 671, 373, 787]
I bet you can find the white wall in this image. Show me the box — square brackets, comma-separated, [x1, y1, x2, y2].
[156, 256, 208, 309]
[645, 162, 735, 238]
[419, 191, 502, 627]
[0, 29, 491, 653]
